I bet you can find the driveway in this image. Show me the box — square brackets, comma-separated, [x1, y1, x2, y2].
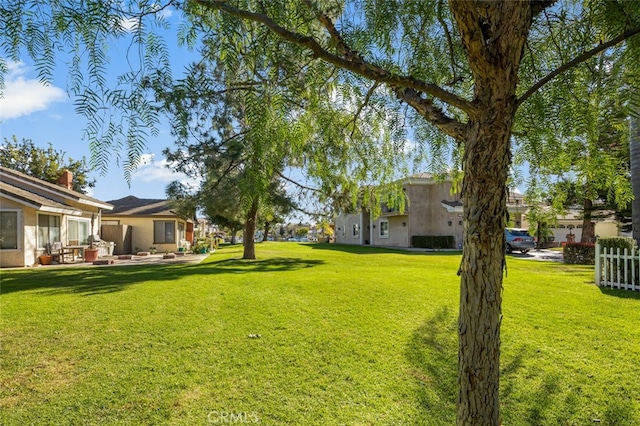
[507, 249, 563, 262]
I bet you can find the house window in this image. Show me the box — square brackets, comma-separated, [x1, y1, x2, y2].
[37, 214, 61, 248]
[68, 218, 90, 245]
[102, 220, 120, 225]
[154, 221, 175, 244]
[0, 210, 19, 250]
[379, 220, 390, 238]
[352, 223, 360, 238]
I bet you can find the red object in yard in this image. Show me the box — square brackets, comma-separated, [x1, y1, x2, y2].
[84, 248, 99, 262]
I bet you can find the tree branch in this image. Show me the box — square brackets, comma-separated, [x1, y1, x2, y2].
[197, 0, 474, 135]
[292, 204, 329, 218]
[347, 81, 380, 140]
[517, 26, 640, 107]
[277, 170, 322, 193]
[436, 0, 460, 86]
[392, 87, 466, 140]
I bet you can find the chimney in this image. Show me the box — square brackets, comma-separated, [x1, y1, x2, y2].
[57, 170, 73, 190]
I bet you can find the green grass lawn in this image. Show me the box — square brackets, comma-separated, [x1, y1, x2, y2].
[1, 243, 639, 425]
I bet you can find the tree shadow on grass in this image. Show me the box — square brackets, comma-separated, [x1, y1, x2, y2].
[405, 308, 588, 424]
[311, 242, 462, 256]
[500, 344, 571, 424]
[0, 256, 325, 296]
[404, 306, 457, 423]
[598, 286, 640, 300]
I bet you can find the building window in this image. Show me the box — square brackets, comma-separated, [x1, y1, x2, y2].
[67, 218, 90, 245]
[102, 220, 120, 225]
[352, 223, 359, 238]
[379, 220, 389, 238]
[38, 214, 61, 248]
[154, 221, 175, 244]
[0, 211, 19, 249]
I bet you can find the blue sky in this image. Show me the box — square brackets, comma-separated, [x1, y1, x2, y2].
[0, 10, 196, 203]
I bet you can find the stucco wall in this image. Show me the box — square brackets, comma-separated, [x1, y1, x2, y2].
[335, 180, 463, 249]
[101, 215, 187, 253]
[334, 213, 363, 245]
[371, 215, 409, 247]
[406, 182, 462, 248]
[0, 200, 104, 267]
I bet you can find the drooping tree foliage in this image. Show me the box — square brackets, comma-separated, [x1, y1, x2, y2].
[1, 1, 173, 181]
[3, 1, 640, 424]
[190, 2, 640, 424]
[513, 17, 636, 241]
[0, 136, 95, 193]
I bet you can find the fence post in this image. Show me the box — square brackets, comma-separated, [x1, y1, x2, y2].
[631, 247, 640, 290]
[595, 243, 601, 286]
[624, 247, 629, 290]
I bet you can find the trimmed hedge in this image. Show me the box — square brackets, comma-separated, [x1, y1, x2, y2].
[412, 235, 455, 249]
[563, 242, 595, 265]
[597, 236, 636, 251]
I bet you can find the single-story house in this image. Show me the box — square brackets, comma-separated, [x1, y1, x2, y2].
[334, 174, 527, 249]
[522, 208, 620, 243]
[0, 166, 113, 267]
[101, 196, 193, 254]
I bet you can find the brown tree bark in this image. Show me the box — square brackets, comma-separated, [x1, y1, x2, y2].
[581, 198, 595, 243]
[242, 198, 259, 259]
[458, 116, 512, 425]
[450, 3, 532, 424]
[262, 221, 270, 242]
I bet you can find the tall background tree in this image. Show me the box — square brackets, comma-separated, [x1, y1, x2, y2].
[0, 136, 95, 193]
[155, 56, 315, 259]
[4, 1, 640, 424]
[514, 36, 634, 242]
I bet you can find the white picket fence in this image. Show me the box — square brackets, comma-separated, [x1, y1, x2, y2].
[595, 243, 640, 291]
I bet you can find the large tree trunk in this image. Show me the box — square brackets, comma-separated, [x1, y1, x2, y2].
[262, 221, 270, 242]
[581, 198, 595, 243]
[242, 199, 259, 259]
[458, 112, 513, 426]
[631, 113, 640, 244]
[450, 3, 532, 425]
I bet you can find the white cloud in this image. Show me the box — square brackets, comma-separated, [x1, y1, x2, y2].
[120, 5, 174, 32]
[120, 17, 139, 32]
[0, 61, 66, 120]
[158, 7, 173, 19]
[132, 153, 198, 188]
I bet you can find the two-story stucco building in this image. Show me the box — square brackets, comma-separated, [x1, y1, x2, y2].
[334, 174, 526, 249]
